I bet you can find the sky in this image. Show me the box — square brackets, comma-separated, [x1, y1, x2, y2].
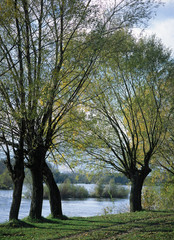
[94, 0, 174, 53]
[136, 0, 174, 53]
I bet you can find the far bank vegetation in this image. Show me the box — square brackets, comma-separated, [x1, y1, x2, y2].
[24, 178, 129, 200]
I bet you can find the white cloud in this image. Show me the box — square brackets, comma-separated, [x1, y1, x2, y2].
[146, 18, 174, 51]
[161, 0, 174, 4]
[133, 0, 174, 54]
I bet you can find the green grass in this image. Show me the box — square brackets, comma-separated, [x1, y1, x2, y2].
[0, 211, 174, 240]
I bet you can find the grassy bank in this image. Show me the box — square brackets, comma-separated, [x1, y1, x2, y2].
[0, 211, 174, 240]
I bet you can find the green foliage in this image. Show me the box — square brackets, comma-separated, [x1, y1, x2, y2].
[91, 179, 129, 199]
[71, 33, 172, 181]
[0, 169, 13, 190]
[160, 179, 174, 210]
[43, 185, 50, 200]
[53, 170, 91, 184]
[92, 179, 104, 198]
[52, 168, 128, 184]
[0, 160, 6, 174]
[24, 178, 89, 199]
[59, 179, 89, 199]
[142, 173, 174, 211]
[142, 187, 159, 210]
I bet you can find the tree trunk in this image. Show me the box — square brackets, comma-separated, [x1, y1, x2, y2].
[129, 167, 151, 212]
[130, 176, 143, 212]
[9, 177, 24, 221]
[29, 146, 46, 219]
[9, 170, 24, 220]
[43, 162, 63, 218]
[29, 165, 43, 219]
[9, 151, 25, 221]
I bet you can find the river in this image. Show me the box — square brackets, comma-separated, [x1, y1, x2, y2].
[0, 184, 130, 223]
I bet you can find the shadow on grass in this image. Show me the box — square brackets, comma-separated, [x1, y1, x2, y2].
[71, 216, 128, 225]
[1, 219, 35, 228]
[22, 216, 65, 224]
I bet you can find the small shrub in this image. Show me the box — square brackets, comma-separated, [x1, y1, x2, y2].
[0, 169, 13, 190]
[73, 185, 89, 198]
[43, 185, 49, 199]
[91, 179, 104, 198]
[59, 179, 89, 199]
[160, 181, 174, 210]
[91, 179, 129, 199]
[142, 182, 174, 211]
[142, 187, 159, 210]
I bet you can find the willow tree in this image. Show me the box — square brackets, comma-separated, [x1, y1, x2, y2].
[74, 35, 173, 212]
[155, 69, 174, 175]
[0, 0, 161, 220]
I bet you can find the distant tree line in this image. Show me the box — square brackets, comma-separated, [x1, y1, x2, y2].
[52, 169, 129, 185]
[0, 160, 128, 189]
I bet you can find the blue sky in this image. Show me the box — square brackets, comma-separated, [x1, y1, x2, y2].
[139, 0, 174, 53]
[97, 0, 174, 53]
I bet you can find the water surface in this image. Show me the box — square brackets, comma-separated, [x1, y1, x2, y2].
[0, 185, 130, 223]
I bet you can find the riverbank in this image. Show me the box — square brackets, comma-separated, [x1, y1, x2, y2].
[0, 188, 129, 223]
[0, 211, 174, 239]
[0, 184, 130, 223]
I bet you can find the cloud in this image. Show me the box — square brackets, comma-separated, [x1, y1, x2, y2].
[146, 18, 174, 51]
[133, 0, 174, 54]
[133, 18, 174, 54]
[161, 0, 174, 4]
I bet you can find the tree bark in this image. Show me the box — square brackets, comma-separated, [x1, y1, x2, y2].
[43, 162, 63, 218]
[29, 165, 43, 219]
[29, 146, 46, 219]
[130, 175, 143, 212]
[129, 167, 151, 212]
[9, 159, 25, 221]
[8, 148, 25, 221]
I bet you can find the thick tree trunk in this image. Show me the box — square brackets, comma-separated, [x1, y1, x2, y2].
[43, 162, 63, 218]
[9, 170, 24, 220]
[130, 176, 143, 212]
[29, 146, 46, 219]
[29, 165, 43, 219]
[129, 167, 151, 212]
[9, 152, 25, 221]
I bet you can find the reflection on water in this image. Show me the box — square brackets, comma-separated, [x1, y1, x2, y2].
[0, 186, 130, 223]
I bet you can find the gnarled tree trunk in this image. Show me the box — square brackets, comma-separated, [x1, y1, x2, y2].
[129, 167, 151, 212]
[43, 162, 63, 218]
